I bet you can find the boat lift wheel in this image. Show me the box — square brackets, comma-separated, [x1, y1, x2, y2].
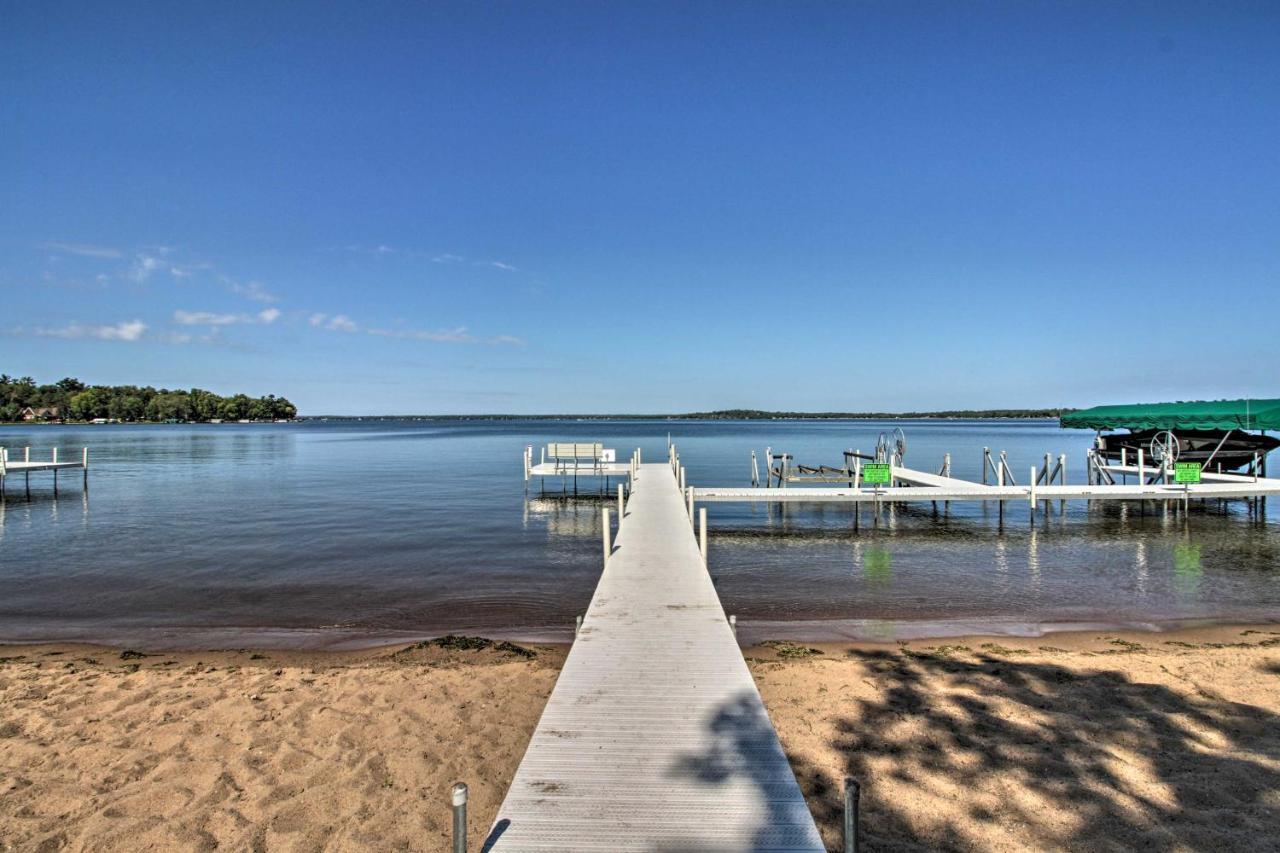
[893, 427, 907, 463]
[1149, 430, 1179, 466]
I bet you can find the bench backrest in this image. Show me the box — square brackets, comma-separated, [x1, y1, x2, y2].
[547, 442, 603, 459]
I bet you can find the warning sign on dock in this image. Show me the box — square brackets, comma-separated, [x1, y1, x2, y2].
[862, 463, 891, 485]
[1174, 462, 1202, 484]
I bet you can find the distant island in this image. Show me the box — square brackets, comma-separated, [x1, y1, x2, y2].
[301, 408, 1071, 421]
[1, 376, 296, 423]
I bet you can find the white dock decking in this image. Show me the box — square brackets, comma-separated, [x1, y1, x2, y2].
[486, 463, 823, 852]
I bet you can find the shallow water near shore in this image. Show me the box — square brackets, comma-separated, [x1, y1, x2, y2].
[1, 418, 1277, 647]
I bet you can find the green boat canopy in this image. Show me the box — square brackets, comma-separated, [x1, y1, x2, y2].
[1061, 399, 1280, 432]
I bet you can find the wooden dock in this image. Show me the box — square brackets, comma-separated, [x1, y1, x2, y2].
[486, 462, 823, 852]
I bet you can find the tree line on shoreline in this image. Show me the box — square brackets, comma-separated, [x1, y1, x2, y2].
[302, 407, 1072, 421]
[0, 376, 297, 423]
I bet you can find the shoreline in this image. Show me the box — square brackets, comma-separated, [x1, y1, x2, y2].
[4, 623, 1278, 850]
[3, 614, 1278, 653]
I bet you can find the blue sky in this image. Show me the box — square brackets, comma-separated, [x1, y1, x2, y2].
[2, 2, 1277, 415]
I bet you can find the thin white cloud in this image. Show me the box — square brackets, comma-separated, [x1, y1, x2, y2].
[367, 326, 476, 343]
[173, 308, 281, 326]
[44, 241, 123, 259]
[30, 319, 148, 342]
[310, 313, 359, 332]
[432, 253, 465, 264]
[486, 261, 518, 272]
[312, 315, 524, 346]
[231, 280, 280, 303]
[128, 253, 165, 282]
[174, 310, 240, 326]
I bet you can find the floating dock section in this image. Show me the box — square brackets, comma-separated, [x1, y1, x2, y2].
[487, 461, 823, 851]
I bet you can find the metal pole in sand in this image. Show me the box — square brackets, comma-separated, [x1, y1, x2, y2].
[451, 783, 468, 853]
[844, 778, 860, 853]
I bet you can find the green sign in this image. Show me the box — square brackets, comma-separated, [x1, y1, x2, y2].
[1174, 462, 1202, 485]
[862, 463, 891, 485]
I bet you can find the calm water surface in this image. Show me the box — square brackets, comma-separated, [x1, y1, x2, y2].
[1, 419, 1277, 647]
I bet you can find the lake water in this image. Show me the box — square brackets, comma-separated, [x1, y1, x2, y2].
[1, 419, 1277, 648]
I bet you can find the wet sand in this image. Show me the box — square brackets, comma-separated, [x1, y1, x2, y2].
[3, 624, 1279, 851]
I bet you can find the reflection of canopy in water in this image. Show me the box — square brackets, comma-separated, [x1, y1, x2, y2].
[1061, 399, 1280, 432]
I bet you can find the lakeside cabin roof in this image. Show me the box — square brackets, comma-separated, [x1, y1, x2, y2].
[1061, 399, 1280, 432]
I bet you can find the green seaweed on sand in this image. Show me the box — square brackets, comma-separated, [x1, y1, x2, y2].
[398, 635, 537, 659]
[979, 642, 1031, 656]
[764, 641, 824, 659]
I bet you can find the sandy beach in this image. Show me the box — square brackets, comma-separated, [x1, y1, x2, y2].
[3, 624, 1279, 851]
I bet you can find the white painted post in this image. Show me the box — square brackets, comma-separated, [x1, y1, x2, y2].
[944, 453, 951, 477]
[636, 447, 641, 465]
[1058, 454, 1066, 485]
[24, 447, 30, 462]
[982, 447, 989, 484]
[52, 447, 58, 464]
[1138, 448, 1145, 485]
[729, 614, 737, 637]
[602, 508, 612, 566]
[687, 486, 694, 523]
[1030, 466, 1037, 508]
[699, 507, 708, 564]
[83, 447, 89, 487]
[679, 466, 686, 492]
[617, 483, 625, 519]
[451, 783, 468, 853]
[998, 451, 1006, 486]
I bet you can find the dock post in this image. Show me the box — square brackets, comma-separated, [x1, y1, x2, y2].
[1137, 448, 1145, 489]
[679, 466, 686, 493]
[52, 447, 58, 495]
[844, 777, 860, 853]
[575, 615, 583, 637]
[982, 447, 989, 485]
[699, 507, 708, 565]
[83, 447, 89, 488]
[687, 487, 694, 524]
[0, 447, 5, 499]
[451, 782, 468, 853]
[1029, 466, 1037, 522]
[618, 483, 625, 520]
[602, 508, 612, 566]
[729, 614, 737, 637]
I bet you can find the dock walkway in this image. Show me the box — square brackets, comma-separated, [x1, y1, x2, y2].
[486, 463, 823, 852]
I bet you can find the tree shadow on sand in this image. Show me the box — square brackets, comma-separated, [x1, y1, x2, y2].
[787, 649, 1280, 851]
